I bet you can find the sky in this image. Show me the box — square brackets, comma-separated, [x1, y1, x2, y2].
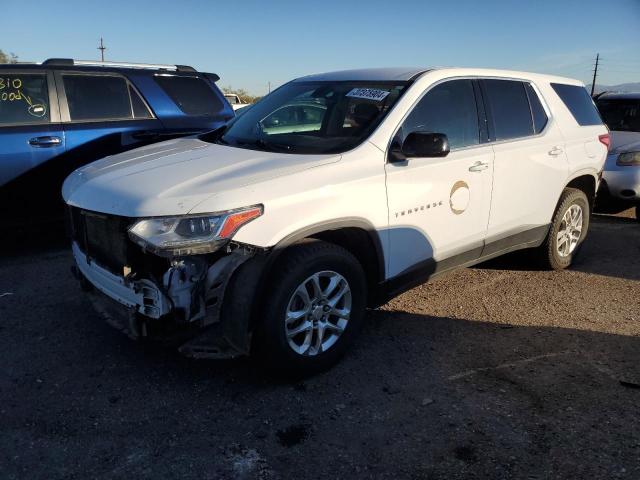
[2, 0, 639, 95]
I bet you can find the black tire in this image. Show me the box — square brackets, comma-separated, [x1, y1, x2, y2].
[253, 240, 367, 377]
[534, 188, 591, 270]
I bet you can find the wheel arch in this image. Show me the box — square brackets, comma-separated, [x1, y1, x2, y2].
[565, 173, 598, 209]
[244, 219, 386, 318]
[268, 219, 386, 287]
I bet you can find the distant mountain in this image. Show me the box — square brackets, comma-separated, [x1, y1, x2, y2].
[586, 82, 640, 94]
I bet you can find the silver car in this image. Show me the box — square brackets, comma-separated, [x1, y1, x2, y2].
[595, 92, 640, 220]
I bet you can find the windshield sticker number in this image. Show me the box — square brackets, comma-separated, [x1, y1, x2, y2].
[346, 88, 390, 102]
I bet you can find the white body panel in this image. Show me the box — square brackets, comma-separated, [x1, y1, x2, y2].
[385, 145, 493, 277]
[63, 67, 609, 283]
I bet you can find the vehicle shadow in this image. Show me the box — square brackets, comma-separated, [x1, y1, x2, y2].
[477, 214, 640, 281]
[3, 296, 640, 479]
[0, 225, 68, 259]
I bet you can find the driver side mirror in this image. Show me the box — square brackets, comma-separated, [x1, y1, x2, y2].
[389, 131, 450, 162]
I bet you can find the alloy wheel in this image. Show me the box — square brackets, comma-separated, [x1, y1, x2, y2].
[284, 271, 352, 356]
[556, 204, 583, 257]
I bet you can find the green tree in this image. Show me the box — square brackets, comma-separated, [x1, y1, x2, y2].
[0, 49, 18, 64]
[222, 85, 262, 104]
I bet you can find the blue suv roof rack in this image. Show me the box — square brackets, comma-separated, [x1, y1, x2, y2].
[41, 58, 196, 72]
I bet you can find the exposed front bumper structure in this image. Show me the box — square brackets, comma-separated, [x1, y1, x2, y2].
[72, 242, 171, 319]
[71, 241, 266, 358]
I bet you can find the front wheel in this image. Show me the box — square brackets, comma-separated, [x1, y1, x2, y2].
[254, 240, 367, 376]
[534, 188, 590, 270]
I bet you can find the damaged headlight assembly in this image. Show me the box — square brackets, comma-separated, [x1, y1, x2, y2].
[128, 205, 263, 257]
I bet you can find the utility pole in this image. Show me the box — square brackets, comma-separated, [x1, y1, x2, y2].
[590, 53, 599, 97]
[98, 37, 106, 62]
[268, 81, 271, 93]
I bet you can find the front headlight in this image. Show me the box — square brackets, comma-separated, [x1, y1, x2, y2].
[617, 151, 640, 166]
[128, 205, 263, 256]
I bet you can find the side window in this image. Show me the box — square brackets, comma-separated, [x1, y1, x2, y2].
[263, 105, 298, 128]
[63, 75, 133, 121]
[551, 83, 602, 126]
[525, 83, 548, 134]
[400, 79, 479, 150]
[301, 105, 323, 125]
[482, 79, 534, 140]
[261, 104, 326, 134]
[0, 73, 50, 125]
[154, 75, 224, 116]
[129, 85, 153, 119]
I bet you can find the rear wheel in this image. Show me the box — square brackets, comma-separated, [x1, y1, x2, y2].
[254, 240, 367, 376]
[534, 188, 590, 270]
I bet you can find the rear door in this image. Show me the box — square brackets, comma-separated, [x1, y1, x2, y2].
[56, 71, 163, 179]
[0, 69, 64, 187]
[480, 78, 568, 249]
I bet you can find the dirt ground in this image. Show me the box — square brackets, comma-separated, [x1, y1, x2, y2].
[1, 211, 639, 480]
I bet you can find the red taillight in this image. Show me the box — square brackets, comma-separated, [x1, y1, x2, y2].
[598, 133, 611, 151]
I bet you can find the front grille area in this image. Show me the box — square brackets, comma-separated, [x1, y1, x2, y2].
[69, 207, 132, 274]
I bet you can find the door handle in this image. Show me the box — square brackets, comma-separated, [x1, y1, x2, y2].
[29, 136, 62, 148]
[548, 146, 564, 156]
[469, 161, 489, 172]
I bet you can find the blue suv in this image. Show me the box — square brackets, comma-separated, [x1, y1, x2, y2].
[0, 58, 233, 231]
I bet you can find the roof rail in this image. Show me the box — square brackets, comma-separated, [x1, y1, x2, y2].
[41, 58, 196, 72]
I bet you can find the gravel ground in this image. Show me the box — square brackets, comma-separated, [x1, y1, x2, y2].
[1, 211, 639, 480]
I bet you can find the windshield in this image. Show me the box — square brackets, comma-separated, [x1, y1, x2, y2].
[596, 98, 640, 132]
[211, 81, 408, 154]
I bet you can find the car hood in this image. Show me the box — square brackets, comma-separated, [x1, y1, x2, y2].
[62, 137, 340, 217]
[610, 131, 640, 154]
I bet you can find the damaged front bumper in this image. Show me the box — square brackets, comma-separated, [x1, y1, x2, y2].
[71, 241, 265, 358]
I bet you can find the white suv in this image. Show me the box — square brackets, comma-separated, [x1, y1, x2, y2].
[63, 68, 609, 374]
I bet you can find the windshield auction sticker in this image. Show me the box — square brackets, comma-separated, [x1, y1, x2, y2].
[346, 88, 390, 102]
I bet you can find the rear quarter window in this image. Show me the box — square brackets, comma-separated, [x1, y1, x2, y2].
[551, 83, 602, 126]
[154, 75, 224, 116]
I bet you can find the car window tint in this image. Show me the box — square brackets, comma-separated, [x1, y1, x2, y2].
[400, 79, 479, 149]
[525, 83, 548, 134]
[64, 75, 132, 121]
[595, 98, 639, 132]
[129, 85, 153, 119]
[155, 76, 223, 116]
[483, 79, 534, 140]
[551, 83, 602, 126]
[0, 73, 50, 125]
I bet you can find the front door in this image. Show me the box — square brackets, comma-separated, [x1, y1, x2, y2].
[385, 79, 494, 278]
